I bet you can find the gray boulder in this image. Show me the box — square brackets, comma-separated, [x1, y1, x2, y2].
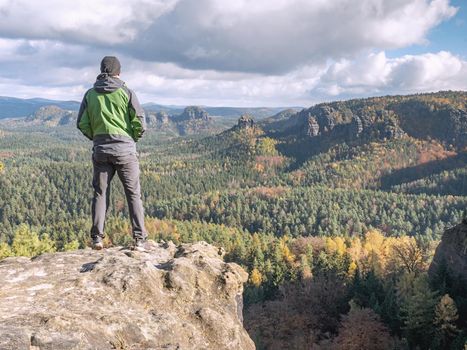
[0, 241, 254, 350]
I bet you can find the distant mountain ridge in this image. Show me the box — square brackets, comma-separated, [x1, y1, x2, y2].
[143, 104, 300, 119]
[4, 104, 221, 136]
[2, 92, 465, 147]
[0, 99, 296, 136]
[0, 95, 301, 121]
[261, 91, 467, 150]
[26, 105, 77, 126]
[0, 96, 80, 119]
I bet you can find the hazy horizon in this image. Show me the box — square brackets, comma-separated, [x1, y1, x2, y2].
[3, 89, 467, 110]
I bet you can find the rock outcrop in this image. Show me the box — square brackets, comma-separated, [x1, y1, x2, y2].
[236, 114, 255, 130]
[145, 111, 178, 133]
[175, 106, 210, 122]
[0, 241, 254, 350]
[146, 111, 171, 128]
[25, 105, 77, 127]
[306, 116, 320, 137]
[172, 106, 214, 135]
[349, 115, 363, 138]
[296, 105, 339, 138]
[429, 219, 467, 289]
[311, 105, 337, 133]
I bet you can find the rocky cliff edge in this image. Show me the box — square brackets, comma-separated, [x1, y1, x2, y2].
[0, 241, 255, 350]
[429, 220, 467, 288]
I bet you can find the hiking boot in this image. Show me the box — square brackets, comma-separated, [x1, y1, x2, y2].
[133, 238, 147, 252]
[92, 236, 104, 250]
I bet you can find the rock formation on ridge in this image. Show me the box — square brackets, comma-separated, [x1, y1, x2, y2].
[25, 105, 77, 127]
[175, 106, 210, 122]
[146, 111, 171, 128]
[0, 241, 254, 350]
[173, 106, 214, 135]
[236, 114, 255, 130]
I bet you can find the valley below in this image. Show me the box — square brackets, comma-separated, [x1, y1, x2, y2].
[0, 90, 466, 349]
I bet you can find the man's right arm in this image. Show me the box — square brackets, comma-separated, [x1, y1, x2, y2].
[77, 92, 93, 140]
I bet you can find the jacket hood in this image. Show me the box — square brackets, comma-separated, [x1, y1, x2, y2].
[94, 73, 124, 93]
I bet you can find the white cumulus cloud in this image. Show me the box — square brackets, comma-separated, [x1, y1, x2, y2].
[0, 0, 179, 44]
[0, 0, 464, 106]
[316, 51, 467, 97]
[124, 0, 457, 73]
[0, 0, 457, 73]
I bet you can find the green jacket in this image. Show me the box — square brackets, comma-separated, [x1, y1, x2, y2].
[77, 74, 146, 154]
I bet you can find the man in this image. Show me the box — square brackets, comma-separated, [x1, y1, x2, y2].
[77, 56, 147, 251]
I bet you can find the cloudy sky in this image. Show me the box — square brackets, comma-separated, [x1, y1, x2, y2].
[0, 0, 466, 107]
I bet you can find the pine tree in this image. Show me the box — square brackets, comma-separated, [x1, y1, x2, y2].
[0, 242, 12, 259]
[432, 294, 459, 348]
[63, 239, 80, 251]
[11, 224, 56, 257]
[399, 274, 438, 348]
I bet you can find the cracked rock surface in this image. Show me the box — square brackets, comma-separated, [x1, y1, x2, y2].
[0, 241, 254, 350]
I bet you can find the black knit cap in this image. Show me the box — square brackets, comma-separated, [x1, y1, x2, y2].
[100, 56, 121, 76]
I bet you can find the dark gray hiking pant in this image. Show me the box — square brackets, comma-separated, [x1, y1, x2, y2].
[91, 152, 147, 241]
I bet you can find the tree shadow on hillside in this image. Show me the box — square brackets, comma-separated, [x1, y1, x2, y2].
[276, 135, 366, 171]
[276, 137, 324, 170]
[379, 152, 467, 190]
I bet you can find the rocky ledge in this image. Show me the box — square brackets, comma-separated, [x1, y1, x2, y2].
[429, 220, 467, 288]
[0, 241, 255, 350]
